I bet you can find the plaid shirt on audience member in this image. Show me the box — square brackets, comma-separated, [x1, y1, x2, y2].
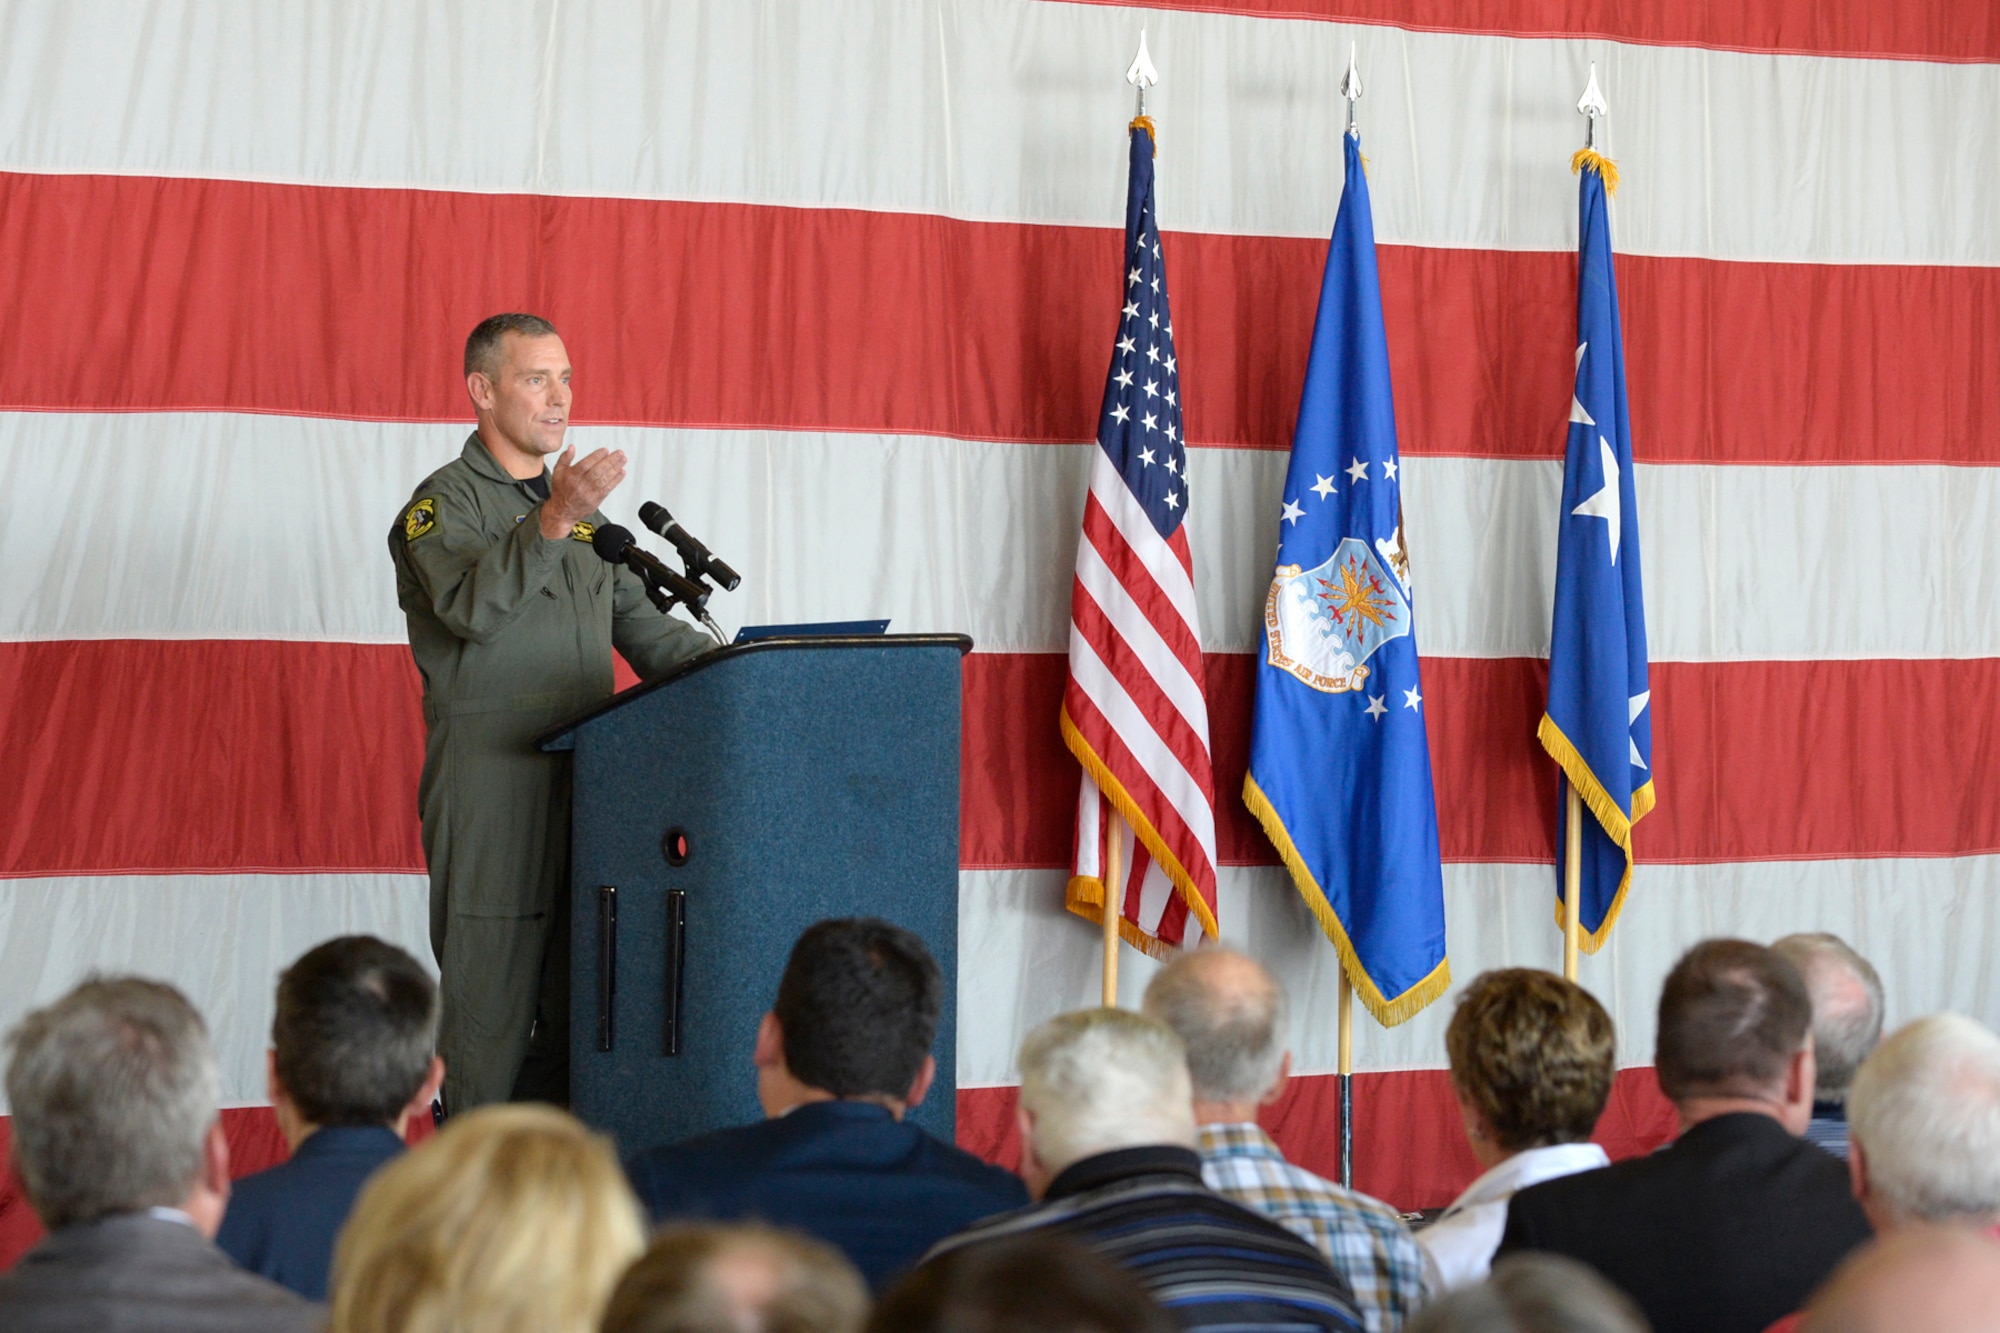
[1199, 1123, 1431, 1333]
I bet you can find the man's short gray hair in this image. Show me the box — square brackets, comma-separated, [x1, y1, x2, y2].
[1017, 1009, 1194, 1177]
[1142, 948, 1287, 1103]
[1848, 1013, 2000, 1225]
[1773, 933, 1885, 1101]
[5, 977, 219, 1229]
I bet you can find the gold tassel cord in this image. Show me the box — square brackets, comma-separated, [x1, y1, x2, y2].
[1570, 146, 1621, 195]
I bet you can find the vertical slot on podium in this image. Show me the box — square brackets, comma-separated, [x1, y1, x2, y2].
[663, 889, 687, 1057]
[597, 885, 617, 1052]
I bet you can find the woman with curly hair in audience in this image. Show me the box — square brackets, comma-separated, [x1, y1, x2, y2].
[1419, 969, 1617, 1291]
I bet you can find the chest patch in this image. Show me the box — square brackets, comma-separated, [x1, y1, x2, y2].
[403, 497, 438, 541]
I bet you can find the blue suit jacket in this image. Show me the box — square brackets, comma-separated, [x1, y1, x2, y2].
[625, 1100, 1027, 1290]
[216, 1124, 405, 1300]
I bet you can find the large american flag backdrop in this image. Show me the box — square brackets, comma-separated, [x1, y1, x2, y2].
[1, 0, 1995, 1263]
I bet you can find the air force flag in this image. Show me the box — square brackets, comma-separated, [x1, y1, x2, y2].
[1243, 133, 1449, 1026]
[1539, 159, 1656, 950]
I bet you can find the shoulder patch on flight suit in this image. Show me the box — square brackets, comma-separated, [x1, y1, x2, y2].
[570, 521, 596, 543]
[404, 497, 438, 541]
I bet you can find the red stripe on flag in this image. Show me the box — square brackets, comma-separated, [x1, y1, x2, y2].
[7, 642, 1998, 877]
[954, 1064, 1677, 1213]
[0, 639, 425, 878]
[2, 173, 1994, 464]
[1060, 0, 2000, 62]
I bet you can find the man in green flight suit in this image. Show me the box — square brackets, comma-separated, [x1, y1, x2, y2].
[389, 313, 712, 1112]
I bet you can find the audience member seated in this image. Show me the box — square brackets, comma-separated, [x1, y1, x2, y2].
[1771, 933, 1884, 1160]
[601, 1223, 869, 1333]
[625, 918, 1027, 1289]
[328, 1103, 643, 1333]
[1763, 1012, 2000, 1333]
[217, 935, 445, 1300]
[871, 1234, 1172, 1333]
[1419, 969, 1616, 1292]
[1404, 1254, 1648, 1333]
[923, 1007, 1366, 1332]
[1143, 947, 1430, 1331]
[1497, 938, 1872, 1333]
[1798, 1226, 2000, 1333]
[0, 976, 318, 1332]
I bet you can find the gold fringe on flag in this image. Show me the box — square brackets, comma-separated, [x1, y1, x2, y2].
[1570, 147, 1621, 195]
[1130, 114, 1157, 155]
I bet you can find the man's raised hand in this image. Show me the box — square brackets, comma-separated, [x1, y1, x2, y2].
[540, 444, 628, 540]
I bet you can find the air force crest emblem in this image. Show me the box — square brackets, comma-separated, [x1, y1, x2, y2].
[1264, 537, 1412, 694]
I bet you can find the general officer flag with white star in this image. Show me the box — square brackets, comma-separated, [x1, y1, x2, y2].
[1243, 131, 1448, 1026]
[1539, 158, 1656, 951]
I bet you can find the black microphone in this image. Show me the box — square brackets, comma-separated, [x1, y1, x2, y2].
[639, 501, 742, 591]
[589, 523, 710, 611]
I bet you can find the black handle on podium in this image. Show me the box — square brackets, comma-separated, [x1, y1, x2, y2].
[597, 885, 618, 1052]
[663, 889, 686, 1057]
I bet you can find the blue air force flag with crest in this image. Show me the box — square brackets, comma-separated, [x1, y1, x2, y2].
[1243, 132, 1448, 1026]
[1539, 159, 1655, 951]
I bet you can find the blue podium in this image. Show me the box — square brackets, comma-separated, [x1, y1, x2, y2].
[539, 634, 970, 1155]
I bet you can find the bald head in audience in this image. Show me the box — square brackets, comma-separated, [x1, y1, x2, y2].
[1800, 1227, 2000, 1333]
[1140, 948, 1289, 1119]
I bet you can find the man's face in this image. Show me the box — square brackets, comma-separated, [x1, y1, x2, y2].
[472, 333, 572, 460]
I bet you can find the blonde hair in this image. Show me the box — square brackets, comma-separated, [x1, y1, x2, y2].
[329, 1104, 645, 1333]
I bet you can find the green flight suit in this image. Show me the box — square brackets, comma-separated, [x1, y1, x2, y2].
[389, 432, 711, 1111]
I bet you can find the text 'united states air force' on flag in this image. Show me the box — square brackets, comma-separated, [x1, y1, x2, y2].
[1539, 155, 1656, 951]
[1062, 119, 1221, 956]
[1243, 131, 1448, 1026]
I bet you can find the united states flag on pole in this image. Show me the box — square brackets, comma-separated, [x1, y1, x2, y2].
[1062, 120, 1220, 956]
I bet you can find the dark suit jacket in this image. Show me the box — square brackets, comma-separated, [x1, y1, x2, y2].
[217, 1123, 405, 1300]
[0, 1212, 321, 1332]
[626, 1100, 1028, 1289]
[1498, 1112, 1873, 1333]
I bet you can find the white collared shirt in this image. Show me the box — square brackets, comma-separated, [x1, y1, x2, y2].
[1418, 1142, 1610, 1291]
[145, 1205, 197, 1228]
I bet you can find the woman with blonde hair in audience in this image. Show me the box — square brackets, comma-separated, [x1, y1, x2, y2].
[1419, 969, 1617, 1291]
[328, 1103, 646, 1333]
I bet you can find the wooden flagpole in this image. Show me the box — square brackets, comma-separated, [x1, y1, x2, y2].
[1101, 810, 1125, 1007]
[1563, 783, 1583, 981]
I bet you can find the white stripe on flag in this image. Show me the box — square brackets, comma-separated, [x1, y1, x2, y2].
[1074, 534, 1212, 738]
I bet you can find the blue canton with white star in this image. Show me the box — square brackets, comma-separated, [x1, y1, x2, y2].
[1098, 128, 1187, 539]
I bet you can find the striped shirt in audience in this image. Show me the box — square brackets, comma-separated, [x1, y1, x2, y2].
[924, 1145, 1364, 1332]
[1197, 1123, 1431, 1332]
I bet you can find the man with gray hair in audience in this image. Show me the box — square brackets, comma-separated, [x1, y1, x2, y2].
[1144, 947, 1429, 1331]
[1772, 932, 1885, 1159]
[922, 1007, 1365, 1332]
[1763, 1011, 2000, 1333]
[0, 977, 320, 1331]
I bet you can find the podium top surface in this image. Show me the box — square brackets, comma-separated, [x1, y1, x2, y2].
[536, 632, 973, 751]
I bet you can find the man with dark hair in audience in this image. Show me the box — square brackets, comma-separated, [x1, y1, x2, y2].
[872, 1234, 1174, 1333]
[602, 1223, 870, 1333]
[0, 976, 319, 1331]
[1498, 938, 1873, 1333]
[625, 918, 1026, 1290]
[924, 1007, 1365, 1332]
[217, 935, 445, 1300]
[1143, 947, 1430, 1331]
[1771, 932, 1885, 1160]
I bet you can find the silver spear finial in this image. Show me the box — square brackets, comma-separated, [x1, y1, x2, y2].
[1127, 28, 1159, 119]
[1577, 61, 1608, 150]
[1341, 42, 1363, 138]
